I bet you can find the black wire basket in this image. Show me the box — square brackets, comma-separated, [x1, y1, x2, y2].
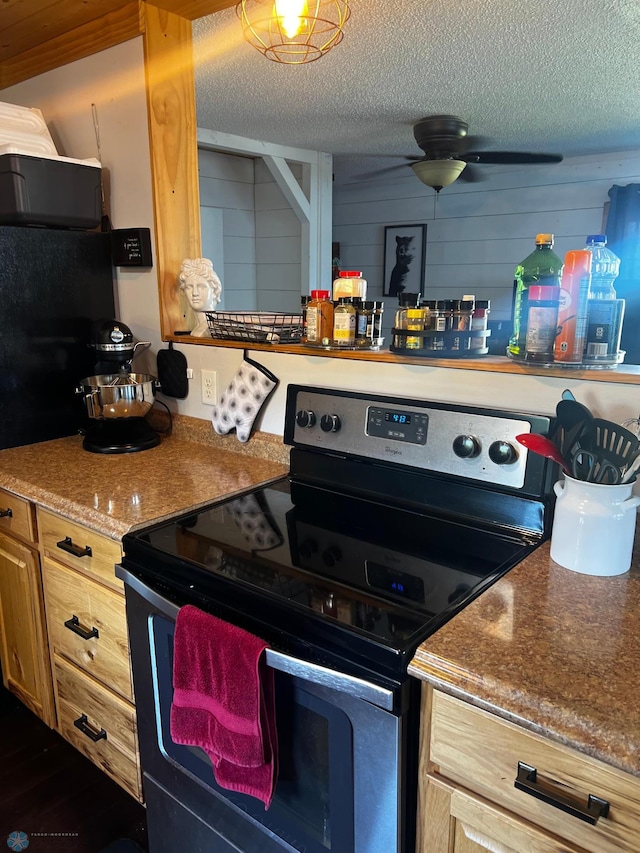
[205, 311, 303, 344]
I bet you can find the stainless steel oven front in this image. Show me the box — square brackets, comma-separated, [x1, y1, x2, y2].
[118, 384, 554, 853]
[119, 568, 417, 853]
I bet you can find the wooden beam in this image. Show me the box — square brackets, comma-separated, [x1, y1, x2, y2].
[262, 155, 311, 223]
[0, 2, 145, 89]
[142, 3, 202, 338]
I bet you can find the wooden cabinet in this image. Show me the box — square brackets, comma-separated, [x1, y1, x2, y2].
[418, 687, 640, 853]
[0, 488, 55, 726]
[39, 508, 142, 802]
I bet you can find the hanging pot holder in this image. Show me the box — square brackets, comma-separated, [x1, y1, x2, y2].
[157, 341, 189, 399]
[211, 356, 278, 443]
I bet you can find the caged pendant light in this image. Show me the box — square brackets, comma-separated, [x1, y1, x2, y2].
[237, 0, 350, 64]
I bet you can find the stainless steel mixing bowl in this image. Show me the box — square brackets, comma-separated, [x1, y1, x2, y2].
[77, 373, 157, 419]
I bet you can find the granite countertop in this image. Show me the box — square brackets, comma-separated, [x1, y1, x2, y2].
[409, 537, 640, 778]
[0, 418, 290, 540]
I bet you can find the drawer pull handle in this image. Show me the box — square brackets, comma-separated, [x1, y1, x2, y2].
[73, 714, 107, 743]
[0, 508, 12, 518]
[64, 615, 99, 641]
[57, 536, 92, 559]
[515, 762, 610, 825]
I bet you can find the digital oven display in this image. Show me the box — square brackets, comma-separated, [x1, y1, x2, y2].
[366, 407, 428, 445]
[385, 410, 412, 425]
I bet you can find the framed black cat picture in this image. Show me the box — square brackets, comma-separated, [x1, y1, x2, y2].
[383, 224, 426, 298]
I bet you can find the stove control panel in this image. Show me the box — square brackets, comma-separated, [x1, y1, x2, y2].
[286, 386, 552, 490]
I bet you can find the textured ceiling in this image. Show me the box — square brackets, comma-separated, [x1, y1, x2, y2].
[193, 0, 640, 184]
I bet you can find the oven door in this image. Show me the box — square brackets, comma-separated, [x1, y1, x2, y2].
[119, 566, 412, 853]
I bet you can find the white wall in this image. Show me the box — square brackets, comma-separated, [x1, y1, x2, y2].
[333, 150, 640, 334]
[2, 43, 639, 447]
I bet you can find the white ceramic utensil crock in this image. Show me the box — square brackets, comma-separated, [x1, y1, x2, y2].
[550, 475, 640, 576]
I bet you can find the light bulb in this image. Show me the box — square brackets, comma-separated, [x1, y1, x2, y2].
[274, 0, 308, 38]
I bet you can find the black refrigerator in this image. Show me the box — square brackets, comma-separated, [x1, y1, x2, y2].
[0, 225, 116, 450]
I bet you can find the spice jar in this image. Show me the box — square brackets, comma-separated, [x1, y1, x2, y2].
[470, 299, 490, 350]
[393, 292, 420, 349]
[405, 307, 425, 349]
[356, 300, 372, 344]
[370, 301, 384, 341]
[333, 297, 356, 346]
[333, 270, 367, 301]
[306, 290, 334, 345]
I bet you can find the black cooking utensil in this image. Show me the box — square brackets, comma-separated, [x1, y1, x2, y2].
[157, 342, 188, 399]
[555, 398, 594, 457]
[590, 418, 640, 471]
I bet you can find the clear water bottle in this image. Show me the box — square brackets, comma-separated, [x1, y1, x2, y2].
[583, 235, 624, 362]
[585, 235, 619, 298]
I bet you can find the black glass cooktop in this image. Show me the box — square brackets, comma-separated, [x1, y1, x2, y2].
[123, 478, 536, 676]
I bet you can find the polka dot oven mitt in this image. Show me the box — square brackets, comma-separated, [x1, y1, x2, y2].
[211, 359, 278, 443]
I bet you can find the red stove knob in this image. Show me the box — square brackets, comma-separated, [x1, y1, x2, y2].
[320, 414, 341, 433]
[296, 410, 316, 428]
[489, 440, 518, 465]
[453, 434, 481, 458]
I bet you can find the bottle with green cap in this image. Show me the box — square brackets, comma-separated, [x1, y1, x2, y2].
[508, 233, 564, 359]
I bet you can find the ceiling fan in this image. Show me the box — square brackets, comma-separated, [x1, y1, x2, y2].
[376, 115, 563, 192]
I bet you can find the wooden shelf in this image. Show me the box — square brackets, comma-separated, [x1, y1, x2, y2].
[167, 334, 640, 385]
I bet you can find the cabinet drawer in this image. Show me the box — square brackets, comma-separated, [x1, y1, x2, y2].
[54, 654, 141, 802]
[424, 773, 586, 853]
[0, 488, 36, 544]
[38, 508, 122, 591]
[43, 559, 133, 701]
[430, 691, 640, 853]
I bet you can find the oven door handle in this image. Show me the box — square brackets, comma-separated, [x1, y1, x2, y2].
[117, 563, 396, 712]
[264, 648, 394, 710]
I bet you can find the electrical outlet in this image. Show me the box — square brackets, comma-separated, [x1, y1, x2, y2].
[201, 369, 217, 406]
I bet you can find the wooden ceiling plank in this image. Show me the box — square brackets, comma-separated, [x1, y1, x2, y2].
[1, 1, 136, 62]
[0, 1, 146, 90]
[139, 0, 237, 20]
[1, 0, 62, 31]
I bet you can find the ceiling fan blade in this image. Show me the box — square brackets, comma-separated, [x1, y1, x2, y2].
[467, 151, 564, 165]
[457, 164, 483, 183]
[355, 161, 415, 180]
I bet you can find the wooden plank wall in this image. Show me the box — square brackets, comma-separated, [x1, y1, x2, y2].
[254, 158, 302, 313]
[199, 148, 257, 311]
[198, 150, 303, 313]
[333, 150, 640, 328]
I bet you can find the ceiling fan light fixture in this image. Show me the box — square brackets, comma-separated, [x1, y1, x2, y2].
[237, 0, 350, 65]
[411, 159, 467, 192]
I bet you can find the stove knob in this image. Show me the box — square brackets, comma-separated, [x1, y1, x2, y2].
[320, 414, 341, 433]
[322, 546, 342, 567]
[296, 409, 316, 428]
[299, 538, 318, 560]
[452, 434, 481, 458]
[488, 440, 518, 465]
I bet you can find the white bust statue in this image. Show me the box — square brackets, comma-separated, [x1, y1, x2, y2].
[178, 257, 222, 337]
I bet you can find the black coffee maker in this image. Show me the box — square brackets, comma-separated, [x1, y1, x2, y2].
[77, 320, 160, 453]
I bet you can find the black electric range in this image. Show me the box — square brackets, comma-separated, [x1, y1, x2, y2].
[121, 385, 556, 683]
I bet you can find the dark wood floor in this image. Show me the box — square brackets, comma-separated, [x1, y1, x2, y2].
[0, 685, 148, 853]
